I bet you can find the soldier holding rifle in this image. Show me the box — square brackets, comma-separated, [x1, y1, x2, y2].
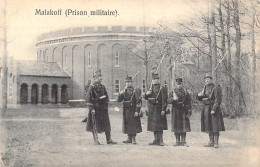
[144, 72, 168, 146]
[118, 75, 142, 144]
[168, 77, 192, 147]
[197, 73, 225, 148]
[85, 69, 117, 145]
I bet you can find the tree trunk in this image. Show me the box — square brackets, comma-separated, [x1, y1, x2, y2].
[210, 0, 218, 83]
[207, 23, 212, 73]
[250, 1, 256, 114]
[1, 0, 8, 116]
[226, 0, 233, 116]
[218, 0, 228, 114]
[233, 0, 243, 116]
[145, 59, 149, 91]
[143, 39, 149, 91]
[171, 60, 176, 89]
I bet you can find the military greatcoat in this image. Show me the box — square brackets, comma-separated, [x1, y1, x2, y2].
[86, 81, 111, 133]
[197, 83, 225, 132]
[168, 87, 192, 133]
[144, 84, 168, 132]
[118, 86, 142, 134]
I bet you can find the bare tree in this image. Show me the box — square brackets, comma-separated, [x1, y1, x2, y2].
[233, 0, 243, 116]
[210, 0, 218, 82]
[250, 0, 258, 114]
[1, 0, 8, 116]
[126, 36, 155, 90]
[152, 24, 183, 90]
[226, 0, 234, 116]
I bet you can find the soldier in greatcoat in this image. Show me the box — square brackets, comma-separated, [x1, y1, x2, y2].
[168, 77, 192, 147]
[197, 73, 225, 148]
[118, 75, 142, 144]
[144, 72, 168, 146]
[85, 69, 117, 145]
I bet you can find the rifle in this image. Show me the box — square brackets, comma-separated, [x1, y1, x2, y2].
[120, 71, 140, 94]
[132, 71, 140, 79]
[148, 54, 166, 91]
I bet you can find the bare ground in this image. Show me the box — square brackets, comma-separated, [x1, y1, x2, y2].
[0, 106, 260, 167]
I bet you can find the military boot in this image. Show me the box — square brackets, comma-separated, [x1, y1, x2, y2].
[181, 133, 189, 147]
[173, 134, 181, 146]
[214, 135, 219, 148]
[149, 132, 159, 145]
[123, 134, 132, 144]
[105, 131, 117, 144]
[132, 135, 137, 145]
[158, 132, 164, 146]
[204, 133, 214, 147]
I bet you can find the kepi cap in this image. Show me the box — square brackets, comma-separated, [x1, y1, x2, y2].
[125, 75, 132, 82]
[204, 73, 213, 79]
[93, 69, 102, 77]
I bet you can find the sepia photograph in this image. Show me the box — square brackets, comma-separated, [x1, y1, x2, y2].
[0, 0, 260, 166]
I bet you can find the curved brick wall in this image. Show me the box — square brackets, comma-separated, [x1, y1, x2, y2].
[36, 26, 169, 100]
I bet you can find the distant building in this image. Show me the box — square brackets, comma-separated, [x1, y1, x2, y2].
[2, 26, 195, 105]
[36, 26, 169, 100]
[5, 58, 70, 105]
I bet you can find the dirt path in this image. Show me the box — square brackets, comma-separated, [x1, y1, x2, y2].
[1, 108, 260, 167]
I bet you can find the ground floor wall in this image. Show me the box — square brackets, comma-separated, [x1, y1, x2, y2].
[13, 76, 71, 105]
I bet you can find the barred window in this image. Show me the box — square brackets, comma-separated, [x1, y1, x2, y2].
[115, 51, 119, 67]
[115, 80, 120, 93]
[9, 83, 12, 98]
[87, 52, 91, 67]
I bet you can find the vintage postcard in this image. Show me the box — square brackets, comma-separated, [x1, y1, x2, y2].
[0, 0, 259, 166]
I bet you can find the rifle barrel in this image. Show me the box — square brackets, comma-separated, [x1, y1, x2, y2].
[132, 71, 140, 79]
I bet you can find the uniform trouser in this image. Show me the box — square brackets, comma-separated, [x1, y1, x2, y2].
[174, 132, 186, 137]
[154, 131, 163, 142]
[154, 131, 163, 135]
[209, 132, 220, 137]
[174, 132, 186, 142]
[105, 131, 112, 142]
[92, 131, 112, 141]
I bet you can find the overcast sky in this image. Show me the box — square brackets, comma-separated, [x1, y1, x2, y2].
[0, 0, 210, 61]
[2, 0, 258, 61]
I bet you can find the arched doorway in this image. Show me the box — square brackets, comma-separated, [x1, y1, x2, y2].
[51, 84, 58, 104]
[31, 84, 38, 104]
[42, 84, 49, 104]
[61, 84, 68, 104]
[20, 83, 28, 104]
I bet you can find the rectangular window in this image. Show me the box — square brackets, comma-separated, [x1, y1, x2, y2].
[115, 80, 120, 93]
[115, 51, 119, 67]
[9, 83, 12, 98]
[87, 52, 91, 67]
[142, 80, 146, 93]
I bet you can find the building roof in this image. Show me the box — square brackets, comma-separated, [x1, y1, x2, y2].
[18, 60, 70, 77]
